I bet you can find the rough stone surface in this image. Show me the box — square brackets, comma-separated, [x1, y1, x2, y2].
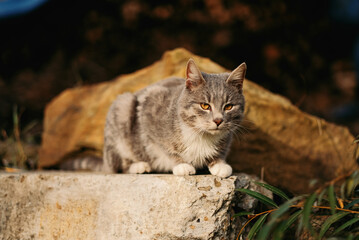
[0, 172, 265, 240]
[38, 48, 357, 194]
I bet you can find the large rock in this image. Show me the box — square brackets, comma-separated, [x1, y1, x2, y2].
[0, 172, 264, 240]
[39, 48, 357, 194]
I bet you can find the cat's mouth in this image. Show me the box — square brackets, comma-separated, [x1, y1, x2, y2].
[207, 127, 224, 134]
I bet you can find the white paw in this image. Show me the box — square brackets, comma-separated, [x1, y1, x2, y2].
[128, 162, 151, 174]
[173, 163, 196, 176]
[209, 162, 232, 178]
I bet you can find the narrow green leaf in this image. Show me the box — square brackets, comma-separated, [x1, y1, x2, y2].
[256, 223, 273, 240]
[347, 172, 359, 197]
[272, 222, 285, 240]
[346, 178, 355, 197]
[328, 184, 337, 215]
[345, 199, 359, 209]
[236, 188, 278, 208]
[272, 210, 302, 240]
[271, 221, 286, 240]
[346, 234, 354, 240]
[233, 211, 253, 218]
[302, 193, 317, 232]
[341, 182, 346, 200]
[279, 209, 303, 233]
[248, 213, 269, 240]
[254, 181, 290, 200]
[297, 215, 304, 238]
[332, 217, 359, 236]
[318, 212, 350, 239]
[269, 197, 301, 222]
[256, 197, 301, 240]
[317, 188, 327, 206]
[351, 170, 359, 179]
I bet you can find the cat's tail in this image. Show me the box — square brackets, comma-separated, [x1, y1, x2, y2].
[59, 155, 103, 172]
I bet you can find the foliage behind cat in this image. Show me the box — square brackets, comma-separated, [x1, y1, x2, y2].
[102, 59, 246, 177]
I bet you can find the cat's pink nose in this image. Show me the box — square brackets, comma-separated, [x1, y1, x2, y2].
[213, 118, 223, 126]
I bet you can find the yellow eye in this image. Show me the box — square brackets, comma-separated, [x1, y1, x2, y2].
[224, 104, 233, 111]
[200, 103, 211, 110]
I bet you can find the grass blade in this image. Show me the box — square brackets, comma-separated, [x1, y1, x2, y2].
[332, 217, 359, 236]
[256, 197, 301, 240]
[317, 188, 327, 206]
[346, 178, 355, 197]
[345, 199, 359, 209]
[236, 188, 278, 208]
[296, 215, 304, 239]
[247, 213, 269, 240]
[341, 181, 346, 200]
[254, 181, 290, 201]
[233, 211, 253, 218]
[318, 212, 349, 239]
[302, 193, 317, 232]
[346, 234, 354, 240]
[328, 184, 337, 215]
[255, 219, 275, 240]
[269, 197, 301, 222]
[272, 210, 302, 240]
[272, 222, 286, 240]
[279, 209, 303, 233]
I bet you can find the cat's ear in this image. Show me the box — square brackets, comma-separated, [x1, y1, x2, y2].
[226, 62, 246, 92]
[185, 58, 205, 90]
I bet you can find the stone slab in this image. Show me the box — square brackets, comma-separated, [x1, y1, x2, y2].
[0, 172, 264, 240]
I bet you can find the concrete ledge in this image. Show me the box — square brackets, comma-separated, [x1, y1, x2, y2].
[0, 172, 264, 240]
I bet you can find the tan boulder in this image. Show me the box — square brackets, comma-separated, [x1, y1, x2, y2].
[39, 48, 357, 194]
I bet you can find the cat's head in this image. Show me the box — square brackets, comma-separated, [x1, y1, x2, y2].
[179, 59, 246, 136]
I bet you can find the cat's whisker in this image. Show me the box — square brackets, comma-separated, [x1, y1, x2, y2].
[226, 123, 250, 141]
[239, 119, 255, 130]
[236, 125, 250, 135]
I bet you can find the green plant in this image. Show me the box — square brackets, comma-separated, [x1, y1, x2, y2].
[0, 106, 40, 170]
[354, 135, 359, 163]
[235, 171, 359, 239]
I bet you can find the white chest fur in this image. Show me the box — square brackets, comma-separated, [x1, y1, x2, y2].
[180, 123, 222, 168]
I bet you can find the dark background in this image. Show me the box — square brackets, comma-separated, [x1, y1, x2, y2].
[1, 0, 358, 141]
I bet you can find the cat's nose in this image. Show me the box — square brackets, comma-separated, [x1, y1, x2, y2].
[213, 118, 223, 126]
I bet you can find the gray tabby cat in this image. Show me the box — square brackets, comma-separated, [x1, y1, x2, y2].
[102, 59, 246, 177]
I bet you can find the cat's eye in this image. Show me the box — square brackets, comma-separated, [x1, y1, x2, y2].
[200, 103, 211, 110]
[224, 104, 233, 111]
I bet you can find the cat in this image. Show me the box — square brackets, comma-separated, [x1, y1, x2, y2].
[102, 59, 246, 177]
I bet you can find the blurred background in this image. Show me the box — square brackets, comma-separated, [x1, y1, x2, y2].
[0, 0, 358, 168]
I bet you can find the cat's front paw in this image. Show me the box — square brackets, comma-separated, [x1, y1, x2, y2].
[173, 163, 196, 176]
[209, 162, 232, 178]
[128, 161, 151, 174]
